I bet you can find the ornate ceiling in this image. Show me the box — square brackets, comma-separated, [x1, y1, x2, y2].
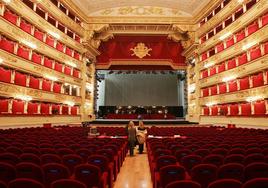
[71, 0, 211, 17]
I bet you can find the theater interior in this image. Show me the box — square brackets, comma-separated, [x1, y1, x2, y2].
[0, 0, 268, 187]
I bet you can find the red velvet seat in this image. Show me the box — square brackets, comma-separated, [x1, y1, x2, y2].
[224, 154, 245, 164]
[75, 149, 92, 163]
[42, 163, 70, 186]
[166, 180, 201, 188]
[217, 163, 244, 181]
[242, 178, 268, 188]
[0, 162, 16, 184]
[208, 179, 242, 188]
[244, 162, 268, 181]
[6, 147, 22, 156]
[175, 149, 192, 162]
[15, 162, 44, 183]
[159, 165, 186, 188]
[74, 164, 107, 188]
[19, 154, 40, 165]
[191, 164, 218, 188]
[51, 179, 86, 188]
[203, 154, 224, 167]
[40, 154, 62, 165]
[8, 178, 44, 188]
[181, 155, 202, 172]
[0, 153, 19, 165]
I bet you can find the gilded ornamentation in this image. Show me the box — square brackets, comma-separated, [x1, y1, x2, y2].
[130, 43, 152, 59]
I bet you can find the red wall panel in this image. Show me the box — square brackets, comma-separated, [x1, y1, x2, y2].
[12, 100, 24, 114]
[29, 76, 39, 89]
[3, 10, 18, 25]
[0, 67, 12, 83]
[0, 99, 9, 114]
[14, 72, 27, 87]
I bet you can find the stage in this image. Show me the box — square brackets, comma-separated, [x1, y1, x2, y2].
[92, 118, 194, 125]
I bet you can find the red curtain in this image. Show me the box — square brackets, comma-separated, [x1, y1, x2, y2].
[46, 35, 55, 47]
[56, 42, 64, 52]
[12, 100, 24, 114]
[0, 99, 9, 114]
[264, 42, 268, 54]
[27, 102, 38, 115]
[17, 46, 30, 60]
[42, 80, 52, 92]
[252, 72, 264, 87]
[73, 69, 80, 78]
[229, 104, 239, 116]
[71, 106, 78, 115]
[218, 63, 226, 73]
[227, 59, 236, 70]
[74, 51, 80, 60]
[219, 84, 227, 94]
[203, 107, 210, 115]
[20, 19, 32, 34]
[75, 35, 80, 43]
[14, 72, 27, 87]
[241, 103, 251, 116]
[201, 70, 208, 79]
[240, 77, 250, 90]
[41, 103, 50, 115]
[32, 52, 42, 64]
[0, 67, 12, 83]
[65, 47, 73, 56]
[250, 47, 261, 61]
[219, 105, 228, 116]
[62, 106, 69, 115]
[0, 38, 15, 53]
[210, 86, 218, 95]
[3, 9, 18, 25]
[209, 67, 216, 76]
[96, 36, 185, 67]
[247, 21, 259, 35]
[52, 104, 60, 115]
[53, 83, 61, 93]
[29, 76, 39, 89]
[44, 57, 53, 69]
[228, 81, 238, 92]
[235, 30, 245, 42]
[211, 106, 218, 116]
[64, 66, 71, 75]
[226, 37, 234, 48]
[238, 53, 248, 66]
[216, 43, 224, 53]
[202, 88, 209, 97]
[34, 29, 44, 41]
[54, 62, 63, 72]
[254, 101, 266, 116]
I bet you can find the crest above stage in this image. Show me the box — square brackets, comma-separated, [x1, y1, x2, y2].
[96, 35, 186, 70]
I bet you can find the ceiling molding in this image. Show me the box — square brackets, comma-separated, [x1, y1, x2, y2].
[60, 0, 89, 22]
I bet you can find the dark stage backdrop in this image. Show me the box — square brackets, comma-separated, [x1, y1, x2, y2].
[105, 73, 179, 106]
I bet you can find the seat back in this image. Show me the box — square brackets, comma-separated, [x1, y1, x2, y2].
[156, 155, 177, 171]
[217, 163, 244, 181]
[224, 154, 245, 164]
[8, 178, 44, 188]
[191, 164, 218, 188]
[87, 155, 109, 172]
[0, 162, 16, 184]
[208, 179, 242, 188]
[62, 154, 83, 174]
[42, 163, 70, 185]
[51, 179, 87, 188]
[181, 155, 202, 171]
[242, 178, 268, 188]
[40, 154, 62, 165]
[166, 180, 201, 188]
[15, 162, 44, 183]
[244, 162, 268, 181]
[19, 153, 40, 165]
[159, 165, 186, 188]
[203, 154, 224, 166]
[74, 164, 101, 188]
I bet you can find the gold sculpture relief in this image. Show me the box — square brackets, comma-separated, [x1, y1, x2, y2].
[130, 43, 152, 59]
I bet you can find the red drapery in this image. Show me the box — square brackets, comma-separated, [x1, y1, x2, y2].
[96, 36, 185, 69]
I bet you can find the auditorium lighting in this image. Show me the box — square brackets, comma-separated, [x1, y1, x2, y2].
[246, 96, 263, 102]
[21, 40, 37, 49]
[222, 75, 237, 82]
[204, 61, 215, 68]
[15, 95, 32, 101]
[44, 75, 58, 81]
[219, 32, 232, 40]
[242, 41, 257, 51]
[206, 102, 216, 107]
[0, 58, 3, 64]
[64, 101, 75, 106]
[48, 30, 60, 39]
[65, 61, 77, 68]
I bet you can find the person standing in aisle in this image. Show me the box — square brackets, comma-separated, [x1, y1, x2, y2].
[136, 121, 147, 154]
[127, 121, 136, 156]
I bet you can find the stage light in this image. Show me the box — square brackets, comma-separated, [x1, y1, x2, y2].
[219, 32, 232, 40]
[22, 40, 37, 49]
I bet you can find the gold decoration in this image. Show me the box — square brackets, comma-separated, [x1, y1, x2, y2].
[130, 43, 152, 59]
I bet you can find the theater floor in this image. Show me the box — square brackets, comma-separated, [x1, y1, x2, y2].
[114, 147, 153, 188]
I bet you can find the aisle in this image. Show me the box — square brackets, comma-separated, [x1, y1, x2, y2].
[114, 147, 153, 188]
